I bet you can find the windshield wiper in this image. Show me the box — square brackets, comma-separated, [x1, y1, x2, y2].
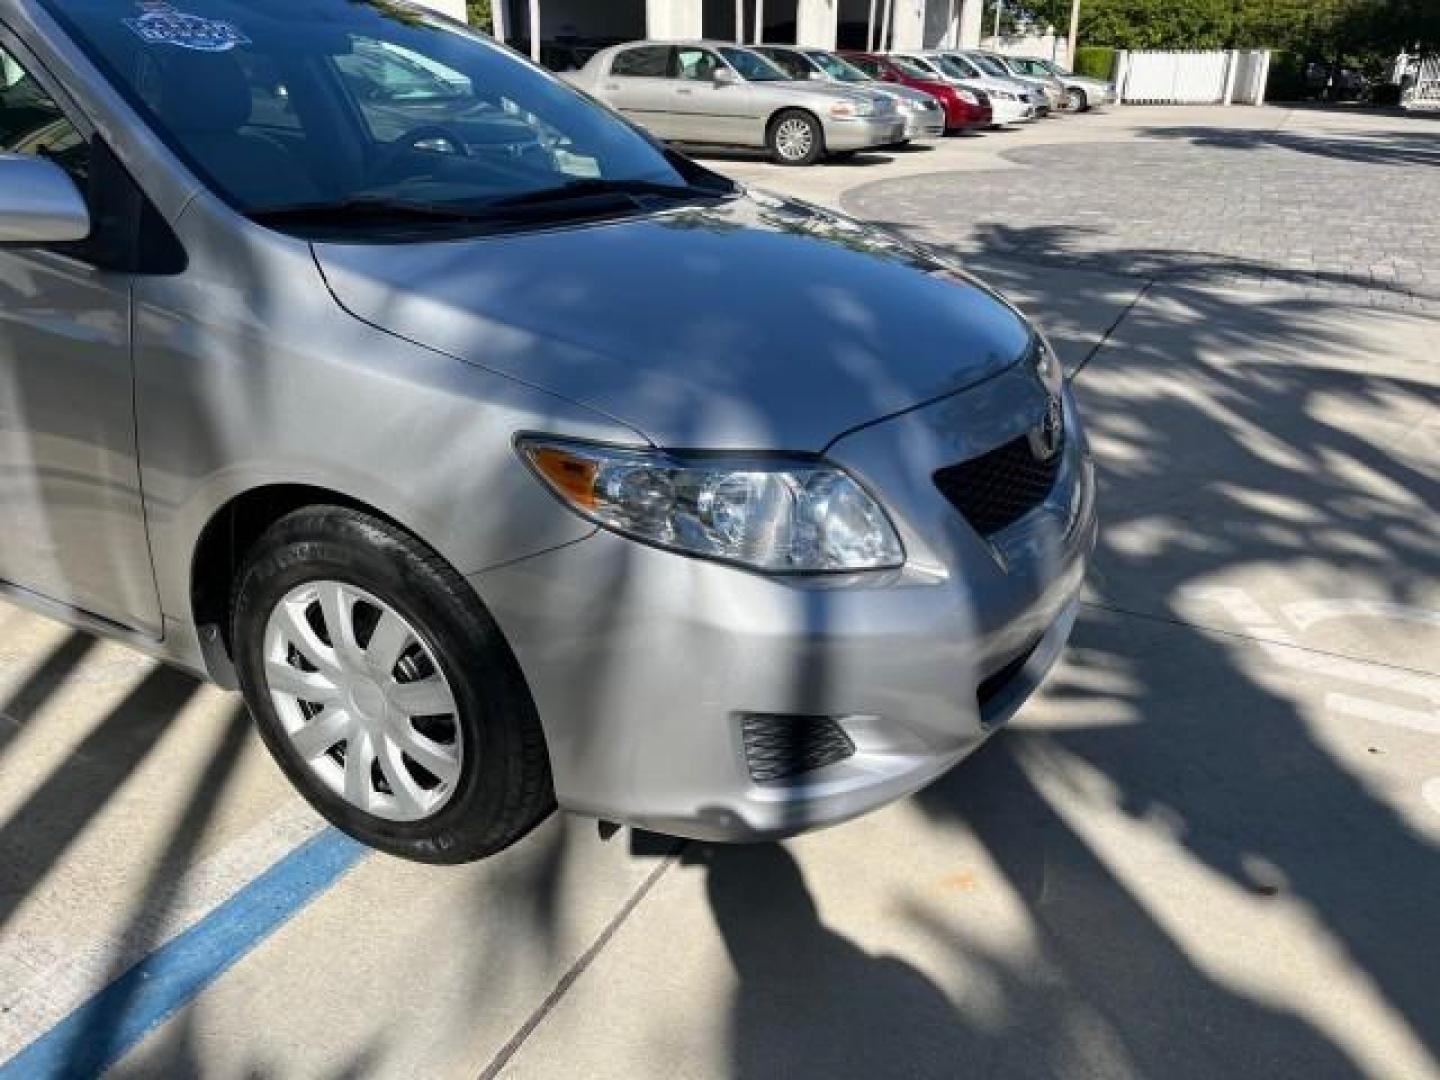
[488, 177, 719, 209]
[249, 196, 490, 227]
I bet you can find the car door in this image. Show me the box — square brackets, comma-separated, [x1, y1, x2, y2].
[670, 47, 754, 145]
[595, 45, 678, 138]
[0, 36, 163, 635]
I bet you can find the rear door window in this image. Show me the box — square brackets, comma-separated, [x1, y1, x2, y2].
[610, 46, 671, 79]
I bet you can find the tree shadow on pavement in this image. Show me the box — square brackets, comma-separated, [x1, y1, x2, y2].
[1137, 124, 1440, 169]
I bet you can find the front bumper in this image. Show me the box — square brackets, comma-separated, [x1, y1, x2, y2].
[825, 115, 908, 151]
[903, 110, 947, 140]
[472, 376, 1097, 842]
[989, 97, 1031, 124]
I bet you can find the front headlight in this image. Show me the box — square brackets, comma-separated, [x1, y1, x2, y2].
[519, 438, 905, 573]
[1032, 331, 1066, 389]
[955, 88, 979, 105]
[829, 99, 875, 118]
[995, 90, 1015, 100]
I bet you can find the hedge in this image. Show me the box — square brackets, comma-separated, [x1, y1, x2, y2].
[1074, 46, 1117, 80]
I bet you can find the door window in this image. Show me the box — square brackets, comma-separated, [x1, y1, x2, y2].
[675, 48, 721, 83]
[610, 46, 671, 79]
[0, 45, 89, 185]
[763, 49, 811, 80]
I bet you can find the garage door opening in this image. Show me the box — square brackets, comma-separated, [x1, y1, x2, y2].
[702, 0, 742, 42]
[837, 0, 879, 50]
[499, 0, 646, 70]
[759, 0, 800, 44]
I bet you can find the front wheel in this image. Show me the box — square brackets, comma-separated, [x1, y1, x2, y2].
[1066, 87, 1088, 112]
[232, 506, 554, 863]
[768, 109, 825, 166]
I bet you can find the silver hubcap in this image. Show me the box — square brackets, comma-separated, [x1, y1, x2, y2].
[775, 118, 815, 160]
[263, 581, 464, 822]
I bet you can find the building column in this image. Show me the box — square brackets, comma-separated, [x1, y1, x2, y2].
[888, 0, 926, 51]
[648, 0, 704, 39]
[410, 0, 467, 19]
[957, 0, 983, 47]
[796, 0, 838, 48]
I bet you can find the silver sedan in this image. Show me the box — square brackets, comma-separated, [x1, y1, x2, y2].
[0, 0, 1093, 862]
[753, 45, 946, 142]
[569, 41, 906, 165]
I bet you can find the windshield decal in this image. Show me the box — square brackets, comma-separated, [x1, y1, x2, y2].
[124, 3, 250, 52]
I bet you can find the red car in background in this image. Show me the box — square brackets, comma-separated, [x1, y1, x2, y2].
[842, 52, 992, 132]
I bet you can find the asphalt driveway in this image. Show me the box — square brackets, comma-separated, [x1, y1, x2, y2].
[1, 105, 1437, 1080]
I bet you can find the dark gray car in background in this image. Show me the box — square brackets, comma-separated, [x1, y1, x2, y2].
[0, 0, 1095, 862]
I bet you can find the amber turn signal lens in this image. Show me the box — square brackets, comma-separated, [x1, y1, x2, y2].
[528, 446, 600, 509]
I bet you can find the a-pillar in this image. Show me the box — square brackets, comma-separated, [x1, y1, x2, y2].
[648, 0, 704, 39]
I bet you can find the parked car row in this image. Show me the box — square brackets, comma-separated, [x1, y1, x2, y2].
[563, 40, 1116, 165]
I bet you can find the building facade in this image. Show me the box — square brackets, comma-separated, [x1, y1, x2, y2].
[421, 0, 987, 61]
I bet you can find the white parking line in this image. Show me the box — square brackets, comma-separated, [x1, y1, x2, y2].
[1185, 586, 1440, 815]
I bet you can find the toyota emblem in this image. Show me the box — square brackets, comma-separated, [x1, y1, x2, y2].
[1028, 397, 1064, 462]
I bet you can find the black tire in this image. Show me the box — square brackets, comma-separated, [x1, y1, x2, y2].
[232, 505, 554, 864]
[767, 109, 824, 166]
[1066, 87, 1088, 112]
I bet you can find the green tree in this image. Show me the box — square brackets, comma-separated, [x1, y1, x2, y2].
[467, 0, 493, 32]
[1079, 0, 1237, 49]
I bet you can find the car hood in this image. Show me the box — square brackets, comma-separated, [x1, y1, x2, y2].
[774, 80, 890, 108]
[313, 192, 1032, 450]
[873, 83, 938, 107]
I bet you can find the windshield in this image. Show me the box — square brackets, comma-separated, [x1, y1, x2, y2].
[969, 54, 1012, 78]
[932, 55, 977, 79]
[1042, 60, 1072, 76]
[41, 0, 714, 235]
[719, 47, 788, 82]
[806, 51, 869, 83]
[891, 57, 936, 80]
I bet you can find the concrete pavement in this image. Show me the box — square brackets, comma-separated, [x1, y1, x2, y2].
[1, 106, 1436, 1079]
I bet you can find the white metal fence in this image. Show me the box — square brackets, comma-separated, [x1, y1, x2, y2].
[1115, 49, 1271, 106]
[1398, 54, 1440, 110]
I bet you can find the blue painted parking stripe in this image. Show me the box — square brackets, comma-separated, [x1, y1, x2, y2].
[0, 828, 367, 1080]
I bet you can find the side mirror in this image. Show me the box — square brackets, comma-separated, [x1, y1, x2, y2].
[0, 154, 91, 244]
[714, 67, 738, 85]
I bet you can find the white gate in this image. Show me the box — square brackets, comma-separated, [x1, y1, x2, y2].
[1402, 55, 1440, 110]
[1116, 49, 1270, 105]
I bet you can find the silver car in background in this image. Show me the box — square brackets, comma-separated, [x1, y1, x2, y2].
[754, 45, 946, 143]
[569, 41, 904, 164]
[894, 50, 1037, 125]
[970, 50, 1067, 111]
[1007, 56, 1118, 111]
[955, 50, 1060, 113]
[0, 0, 1094, 863]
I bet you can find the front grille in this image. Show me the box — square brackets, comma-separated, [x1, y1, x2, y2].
[741, 714, 856, 783]
[934, 431, 1063, 538]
